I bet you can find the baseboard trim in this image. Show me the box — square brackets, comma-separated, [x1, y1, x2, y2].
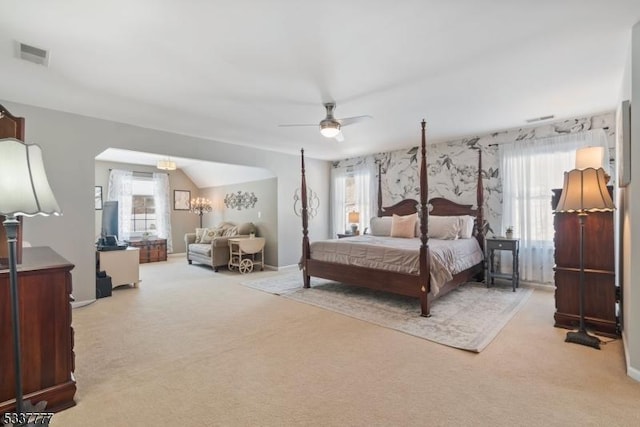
[276, 264, 300, 272]
[72, 299, 96, 308]
[622, 332, 640, 382]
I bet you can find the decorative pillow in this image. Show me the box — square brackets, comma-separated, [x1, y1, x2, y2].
[428, 216, 459, 240]
[194, 228, 206, 243]
[370, 216, 393, 236]
[223, 225, 239, 237]
[200, 228, 215, 244]
[458, 215, 475, 239]
[390, 213, 418, 238]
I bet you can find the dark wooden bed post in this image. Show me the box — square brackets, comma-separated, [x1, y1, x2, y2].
[377, 162, 383, 217]
[300, 149, 311, 288]
[476, 148, 485, 251]
[418, 120, 431, 317]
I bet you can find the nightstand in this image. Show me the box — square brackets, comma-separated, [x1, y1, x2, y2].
[485, 237, 519, 292]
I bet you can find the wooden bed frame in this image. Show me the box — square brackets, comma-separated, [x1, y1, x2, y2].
[300, 120, 484, 317]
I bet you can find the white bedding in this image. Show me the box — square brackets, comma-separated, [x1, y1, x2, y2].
[309, 235, 483, 295]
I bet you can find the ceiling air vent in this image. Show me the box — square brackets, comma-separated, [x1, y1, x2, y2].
[525, 115, 554, 124]
[17, 42, 49, 66]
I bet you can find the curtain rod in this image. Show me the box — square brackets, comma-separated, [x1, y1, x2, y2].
[108, 168, 169, 175]
[487, 127, 610, 147]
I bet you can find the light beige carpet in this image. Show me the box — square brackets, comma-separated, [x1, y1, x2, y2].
[241, 273, 533, 352]
[49, 257, 640, 427]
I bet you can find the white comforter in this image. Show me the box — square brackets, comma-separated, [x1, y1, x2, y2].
[309, 235, 483, 295]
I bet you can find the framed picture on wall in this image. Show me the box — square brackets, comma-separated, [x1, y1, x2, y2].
[95, 186, 103, 210]
[174, 190, 191, 210]
[619, 100, 631, 187]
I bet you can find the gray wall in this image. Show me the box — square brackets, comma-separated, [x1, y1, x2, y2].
[619, 21, 640, 381]
[200, 177, 278, 267]
[94, 160, 200, 253]
[3, 100, 331, 304]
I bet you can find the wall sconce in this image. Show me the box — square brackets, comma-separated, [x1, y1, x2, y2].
[224, 191, 258, 210]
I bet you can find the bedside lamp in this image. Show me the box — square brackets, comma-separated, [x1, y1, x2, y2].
[554, 167, 614, 349]
[348, 211, 360, 235]
[0, 138, 61, 415]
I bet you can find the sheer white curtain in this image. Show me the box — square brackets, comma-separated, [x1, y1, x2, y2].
[107, 169, 133, 241]
[500, 129, 609, 283]
[152, 173, 173, 253]
[330, 162, 376, 237]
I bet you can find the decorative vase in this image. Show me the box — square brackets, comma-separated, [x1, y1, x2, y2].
[506, 230, 513, 239]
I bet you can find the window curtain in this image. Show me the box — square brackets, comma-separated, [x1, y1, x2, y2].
[107, 169, 133, 241]
[330, 162, 376, 237]
[500, 129, 609, 283]
[152, 173, 173, 253]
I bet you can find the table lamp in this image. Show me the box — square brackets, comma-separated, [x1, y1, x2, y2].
[0, 138, 61, 416]
[348, 211, 360, 235]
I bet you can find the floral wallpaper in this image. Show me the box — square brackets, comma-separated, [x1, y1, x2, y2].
[334, 112, 615, 236]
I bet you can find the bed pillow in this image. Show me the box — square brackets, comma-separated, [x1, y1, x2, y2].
[391, 213, 418, 238]
[458, 215, 475, 239]
[428, 216, 459, 240]
[370, 216, 392, 236]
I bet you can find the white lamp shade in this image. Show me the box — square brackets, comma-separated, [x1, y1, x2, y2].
[575, 146, 605, 170]
[320, 124, 340, 138]
[554, 167, 614, 213]
[0, 138, 61, 217]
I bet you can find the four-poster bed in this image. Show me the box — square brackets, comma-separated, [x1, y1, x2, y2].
[299, 120, 485, 317]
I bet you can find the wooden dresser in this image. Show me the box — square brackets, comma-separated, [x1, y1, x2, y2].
[0, 247, 76, 414]
[551, 187, 619, 337]
[127, 238, 167, 263]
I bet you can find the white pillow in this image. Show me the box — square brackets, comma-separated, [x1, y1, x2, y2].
[458, 215, 475, 239]
[390, 213, 418, 238]
[194, 228, 207, 243]
[428, 216, 459, 240]
[370, 216, 393, 236]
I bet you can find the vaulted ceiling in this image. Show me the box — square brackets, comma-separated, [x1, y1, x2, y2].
[1, 1, 639, 161]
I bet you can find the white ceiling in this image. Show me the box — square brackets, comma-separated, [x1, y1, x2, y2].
[96, 148, 275, 188]
[1, 1, 639, 161]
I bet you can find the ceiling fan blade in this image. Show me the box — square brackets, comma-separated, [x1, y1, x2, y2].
[277, 123, 318, 127]
[338, 115, 372, 127]
[335, 131, 345, 142]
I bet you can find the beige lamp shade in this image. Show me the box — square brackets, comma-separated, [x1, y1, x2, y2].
[157, 159, 176, 170]
[554, 167, 614, 213]
[575, 146, 605, 170]
[0, 138, 61, 217]
[348, 211, 360, 223]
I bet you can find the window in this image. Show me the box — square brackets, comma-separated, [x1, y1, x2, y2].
[500, 129, 609, 283]
[131, 178, 156, 235]
[331, 163, 376, 236]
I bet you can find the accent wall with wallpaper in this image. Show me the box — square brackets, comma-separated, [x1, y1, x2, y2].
[333, 112, 615, 236]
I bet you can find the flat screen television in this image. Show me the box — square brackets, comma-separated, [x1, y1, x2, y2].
[101, 201, 119, 240]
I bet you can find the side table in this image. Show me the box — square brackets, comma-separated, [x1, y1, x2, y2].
[485, 237, 520, 292]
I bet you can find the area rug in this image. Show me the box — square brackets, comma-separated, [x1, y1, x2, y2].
[240, 273, 533, 352]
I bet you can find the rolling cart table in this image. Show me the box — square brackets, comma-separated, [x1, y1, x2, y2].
[228, 237, 265, 274]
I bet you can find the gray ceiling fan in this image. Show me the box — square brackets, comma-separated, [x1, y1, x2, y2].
[278, 102, 371, 142]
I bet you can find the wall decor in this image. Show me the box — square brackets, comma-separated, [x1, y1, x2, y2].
[95, 186, 103, 210]
[618, 100, 631, 187]
[174, 190, 191, 210]
[293, 186, 320, 219]
[224, 191, 258, 210]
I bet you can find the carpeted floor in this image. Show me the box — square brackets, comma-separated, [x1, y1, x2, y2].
[49, 256, 640, 426]
[240, 273, 533, 352]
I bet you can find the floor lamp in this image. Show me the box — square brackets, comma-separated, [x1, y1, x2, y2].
[0, 138, 61, 417]
[190, 197, 212, 228]
[554, 167, 614, 349]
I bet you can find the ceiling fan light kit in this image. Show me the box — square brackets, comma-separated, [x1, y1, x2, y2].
[279, 102, 371, 141]
[320, 121, 340, 138]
